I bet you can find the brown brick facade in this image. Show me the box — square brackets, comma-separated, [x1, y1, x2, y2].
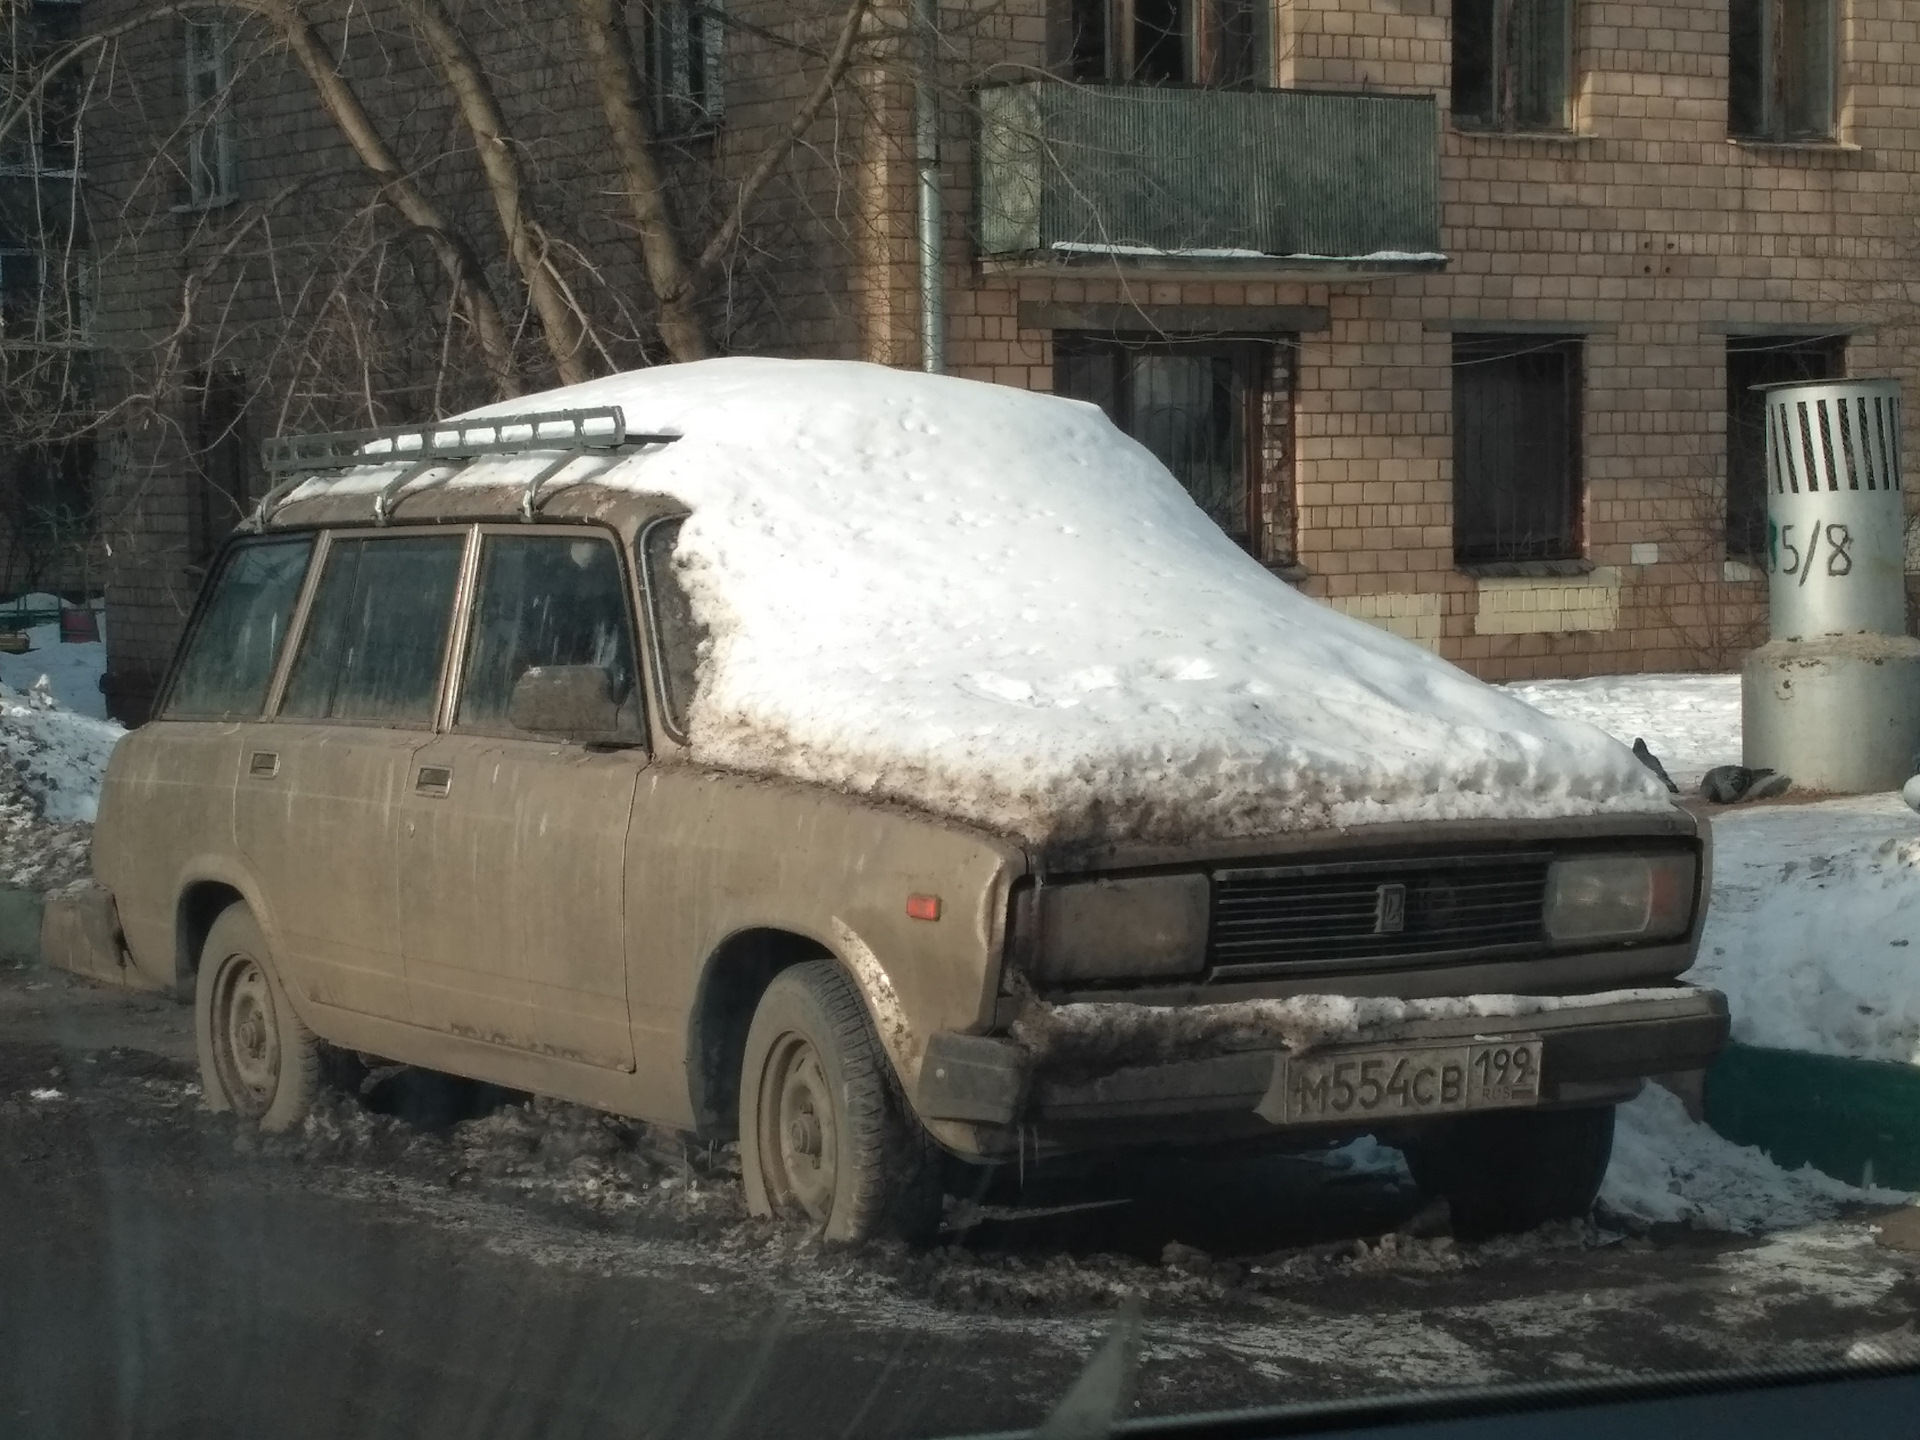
[83, 0, 1920, 715]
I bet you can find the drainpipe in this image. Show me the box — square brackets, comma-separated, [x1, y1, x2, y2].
[912, 0, 944, 373]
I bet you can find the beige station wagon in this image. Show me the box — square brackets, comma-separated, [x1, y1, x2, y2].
[62, 363, 1729, 1242]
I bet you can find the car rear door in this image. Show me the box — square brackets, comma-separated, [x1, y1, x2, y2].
[100, 534, 317, 973]
[399, 526, 644, 1071]
[233, 528, 470, 1020]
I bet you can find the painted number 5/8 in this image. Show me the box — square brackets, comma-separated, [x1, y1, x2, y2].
[1771, 519, 1854, 583]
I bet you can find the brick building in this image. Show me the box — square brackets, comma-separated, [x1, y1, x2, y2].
[81, 0, 1920, 718]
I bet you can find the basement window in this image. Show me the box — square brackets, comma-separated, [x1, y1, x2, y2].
[1452, 0, 1573, 132]
[1730, 0, 1836, 142]
[1453, 335, 1583, 565]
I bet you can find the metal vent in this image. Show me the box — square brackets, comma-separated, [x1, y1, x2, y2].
[1765, 379, 1903, 495]
[1208, 853, 1550, 979]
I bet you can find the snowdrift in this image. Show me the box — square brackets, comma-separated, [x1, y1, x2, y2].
[416, 359, 1669, 846]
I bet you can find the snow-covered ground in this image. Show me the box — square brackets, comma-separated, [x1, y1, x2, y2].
[1505, 673, 1741, 792]
[1512, 672, 1920, 1067]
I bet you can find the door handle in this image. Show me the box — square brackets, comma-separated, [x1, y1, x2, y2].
[415, 765, 452, 797]
[248, 751, 279, 778]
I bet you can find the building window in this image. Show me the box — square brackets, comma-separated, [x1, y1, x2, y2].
[1055, 336, 1273, 551]
[1452, 335, 1582, 565]
[1730, 0, 1835, 142]
[1725, 336, 1843, 560]
[184, 17, 237, 204]
[648, 0, 725, 134]
[1452, 0, 1573, 132]
[1056, 0, 1269, 86]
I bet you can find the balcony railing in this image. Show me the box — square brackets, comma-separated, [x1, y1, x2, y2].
[975, 82, 1442, 276]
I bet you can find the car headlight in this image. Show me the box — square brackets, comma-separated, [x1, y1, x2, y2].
[1544, 852, 1696, 944]
[1032, 874, 1210, 983]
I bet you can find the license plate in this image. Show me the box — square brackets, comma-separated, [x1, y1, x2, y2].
[1260, 1039, 1543, 1125]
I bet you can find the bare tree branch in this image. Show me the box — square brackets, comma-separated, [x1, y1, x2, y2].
[246, 0, 523, 399]
[571, 0, 709, 362]
[686, 0, 872, 289]
[397, 0, 593, 386]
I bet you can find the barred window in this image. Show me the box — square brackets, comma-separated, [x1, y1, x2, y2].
[1453, 336, 1583, 566]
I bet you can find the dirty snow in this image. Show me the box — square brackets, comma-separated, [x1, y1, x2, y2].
[306, 359, 1677, 847]
[1012, 988, 1706, 1077]
[0, 620, 122, 824]
[1602, 1084, 1905, 1232]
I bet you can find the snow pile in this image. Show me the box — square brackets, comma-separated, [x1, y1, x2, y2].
[1012, 987, 1703, 1078]
[0, 618, 122, 825]
[1691, 795, 1920, 1063]
[329, 358, 1681, 846]
[1506, 673, 1741, 793]
[1602, 1085, 1905, 1232]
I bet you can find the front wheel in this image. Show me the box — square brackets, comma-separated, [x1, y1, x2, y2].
[1402, 1105, 1615, 1239]
[739, 960, 942, 1243]
[194, 904, 321, 1133]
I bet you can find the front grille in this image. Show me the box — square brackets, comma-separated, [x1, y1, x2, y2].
[1208, 853, 1551, 978]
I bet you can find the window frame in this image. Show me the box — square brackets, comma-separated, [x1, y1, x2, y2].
[648, 0, 726, 137]
[1728, 0, 1837, 144]
[444, 522, 650, 745]
[183, 15, 238, 207]
[1451, 333, 1585, 568]
[263, 525, 475, 732]
[154, 530, 319, 722]
[638, 512, 698, 746]
[1054, 0, 1272, 86]
[1450, 0, 1575, 135]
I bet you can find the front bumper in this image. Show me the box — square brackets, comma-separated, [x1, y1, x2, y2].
[915, 986, 1727, 1143]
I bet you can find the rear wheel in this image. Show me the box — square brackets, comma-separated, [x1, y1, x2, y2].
[739, 960, 942, 1243]
[1402, 1105, 1615, 1239]
[194, 904, 320, 1133]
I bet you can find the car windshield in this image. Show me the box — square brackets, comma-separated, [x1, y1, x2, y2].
[12, 3, 1920, 1436]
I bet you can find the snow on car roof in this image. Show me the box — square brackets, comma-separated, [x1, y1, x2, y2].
[445, 357, 1669, 846]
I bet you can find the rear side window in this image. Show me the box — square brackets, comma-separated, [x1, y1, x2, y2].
[640, 517, 705, 741]
[279, 534, 465, 725]
[163, 536, 314, 719]
[457, 532, 643, 737]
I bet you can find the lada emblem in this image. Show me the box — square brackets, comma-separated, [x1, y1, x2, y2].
[1374, 882, 1407, 934]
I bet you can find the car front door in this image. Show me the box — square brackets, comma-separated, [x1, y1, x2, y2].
[233, 529, 469, 1020]
[400, 527, 644, 1071]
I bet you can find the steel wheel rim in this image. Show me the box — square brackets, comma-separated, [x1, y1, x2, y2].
[760, 1031, 838, 1222]
[213, 953, 278, 1116]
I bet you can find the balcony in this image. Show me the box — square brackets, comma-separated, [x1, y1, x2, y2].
[974, 83, 1443, 281]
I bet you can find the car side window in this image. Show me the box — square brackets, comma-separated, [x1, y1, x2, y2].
[278, 534, 465, 725]
[640, 516, 705, 741]
[457, 531, 644, 737]
[162, 536, 315, 719]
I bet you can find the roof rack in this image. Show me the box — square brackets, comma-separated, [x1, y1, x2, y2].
[245, 406, 680, 530]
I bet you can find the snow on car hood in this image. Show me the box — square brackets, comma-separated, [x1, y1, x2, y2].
[445, 358, 1670, 846]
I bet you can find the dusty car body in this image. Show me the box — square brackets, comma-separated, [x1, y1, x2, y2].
[67, 374, 1727, 1241]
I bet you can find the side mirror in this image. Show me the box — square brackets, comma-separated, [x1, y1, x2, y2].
[507, 665, 625, 740]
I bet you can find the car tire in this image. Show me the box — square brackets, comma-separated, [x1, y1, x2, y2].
[194, 904, 321, 1134]
[739, 959, 943, 1243]
[1402, 1104, 1616, 1239]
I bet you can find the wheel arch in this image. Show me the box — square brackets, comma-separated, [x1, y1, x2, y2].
[174, 876, 262, 1001]
[685, 926, 839, 1142]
